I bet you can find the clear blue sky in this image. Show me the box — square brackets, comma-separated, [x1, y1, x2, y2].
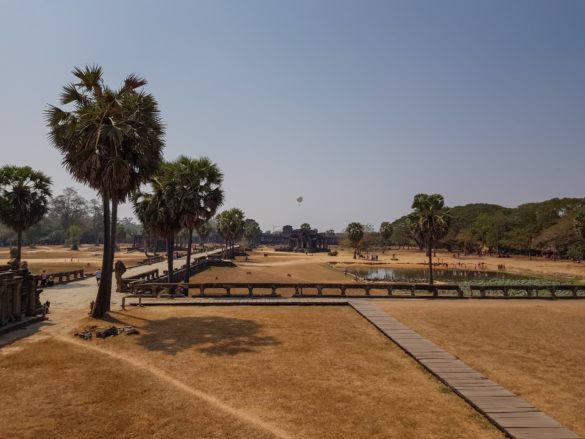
[1, 0, 584, 232]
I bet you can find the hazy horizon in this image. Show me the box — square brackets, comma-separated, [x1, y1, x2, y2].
[1, 0, 584, 232]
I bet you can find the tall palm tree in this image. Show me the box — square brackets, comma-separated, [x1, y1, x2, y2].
[133, 166, 182, 282]
[407, 193, 451, 284]
[217, 208, 245, 259]
[0, 166, 52, 264]
[170, 156, 224, 283]
[346, 222, 364, 259]
[46, 65, 164, 317]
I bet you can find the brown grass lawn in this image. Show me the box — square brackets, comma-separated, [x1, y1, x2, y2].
[0, 338, 272, 439]
[196, 255, 346, 283]
[376, 300, 585, 437]
[189, 254, 348, 295]
[0, 307, 502, 439]
[0, 245, 146, 274]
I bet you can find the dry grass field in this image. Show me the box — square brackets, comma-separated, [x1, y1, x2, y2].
[376, 300, 585, 437]
[0, 306, 502, 439]
[0, 245, 146, 274]
[3, 243, 584, 281]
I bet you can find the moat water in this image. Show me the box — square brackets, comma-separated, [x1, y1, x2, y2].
[343, 267, 544, 283]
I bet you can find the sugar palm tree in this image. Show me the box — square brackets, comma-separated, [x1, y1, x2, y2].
[217, 208, 245, 259]
[46, 65, 164, 317]
[407, 193, 450, 284]
[0, 166, 52, 264]
[133, 167, 182, 282]
[300, 223, 311, 232]
[346, 222, 364, 259]
[169, 156, 224, 282]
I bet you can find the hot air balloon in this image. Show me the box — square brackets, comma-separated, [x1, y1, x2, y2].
[296, 196, 303, 206]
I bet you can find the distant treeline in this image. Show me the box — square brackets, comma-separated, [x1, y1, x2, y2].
[388, 198, 585, 259]
[0, 187, 142, 248]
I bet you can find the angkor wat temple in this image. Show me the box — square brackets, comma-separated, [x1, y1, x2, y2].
[264, 226, 337, 253]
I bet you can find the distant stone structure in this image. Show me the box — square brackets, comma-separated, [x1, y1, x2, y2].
[284, 228, 337, 253]
[260, 226, 338, 250]
[286, 228, 331, 252]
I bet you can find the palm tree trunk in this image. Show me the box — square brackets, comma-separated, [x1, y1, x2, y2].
[167, 235, 174, 282]
[16, 230, 23, 265]
[92, 195, 111, 318]
[428, 238, 434, 285]
[184, 228, 193, 283]
[105, 198, 118, 311]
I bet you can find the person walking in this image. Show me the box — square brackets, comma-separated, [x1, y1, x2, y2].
[95, 268, 102, 285]
[40, 270, 48, 287]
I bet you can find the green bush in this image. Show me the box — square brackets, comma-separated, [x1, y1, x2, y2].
[567, 244, 585, 261]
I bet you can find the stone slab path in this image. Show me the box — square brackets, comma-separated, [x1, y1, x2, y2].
[41, 251, 219, 311]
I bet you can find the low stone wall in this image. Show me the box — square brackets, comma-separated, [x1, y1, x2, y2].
[119, 269, 160, 293]
[35, 269, 85, 287]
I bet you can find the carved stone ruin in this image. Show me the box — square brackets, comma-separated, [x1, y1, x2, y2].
[0, 266, 43, 328]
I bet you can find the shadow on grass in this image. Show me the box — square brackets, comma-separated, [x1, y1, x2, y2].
[134, 316, 280, 356]
[0, 319, 55, 348]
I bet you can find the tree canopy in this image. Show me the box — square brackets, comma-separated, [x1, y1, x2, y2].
[0, 166, 52, 262]
[388, 197, 585, 258]
[216, 208, 245, 258]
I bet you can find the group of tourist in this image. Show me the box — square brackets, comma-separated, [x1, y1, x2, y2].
[39, 270, 55, 287]
[39, 267, 105, 287]
[357, 253, 380, 261]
